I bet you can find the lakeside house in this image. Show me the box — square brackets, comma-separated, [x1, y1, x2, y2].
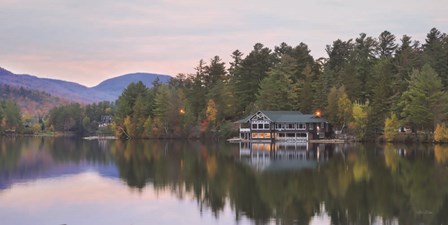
[236, 111, 331, 142]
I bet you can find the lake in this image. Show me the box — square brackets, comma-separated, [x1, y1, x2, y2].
[0, 137, 448, 225]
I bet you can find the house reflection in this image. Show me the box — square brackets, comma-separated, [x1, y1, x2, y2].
[238, 142, 336, 171]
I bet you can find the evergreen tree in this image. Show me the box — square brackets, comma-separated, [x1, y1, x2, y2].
[400, 64, 448, 132]
[354, 33, 377, 101]
[378, 31, 398, 58]
[313, 63, 332, 111]
[423, 28, 448, 86]
[48, 103, 83, 133]
[115, 81, 149, 124]
[325, 39, 354, 74]
[299, 65, 315, 113]
[228, 50, 243, 78]
[204, 56, 226, 88]
[0, 100, 22, 131]
[256, 55, 299, 110]
[154, 85, 171, 135]
[393, 35, 423, 99]
[367, 58, 395, 137]
[114, 81, 151, 138]
[234, 43, 275, 114]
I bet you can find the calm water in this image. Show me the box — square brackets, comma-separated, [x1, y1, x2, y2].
[1, 137, 448, 225]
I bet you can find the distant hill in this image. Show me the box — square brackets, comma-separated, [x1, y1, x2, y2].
[0, 84, 68, 116]
[0, 67, 171, 103]
[91, 73, 171, 101]
[0, 67, 107, 103]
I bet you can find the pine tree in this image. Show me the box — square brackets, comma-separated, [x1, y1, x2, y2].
[378, 31, 397, 58]
[234, 43, 275, 114]
[367, 58, 394, 137]
[256, 55, 299, 110]
[299, 64, 314, 113]
[423, 28, 448, 86]
[400, 64, 448, 132]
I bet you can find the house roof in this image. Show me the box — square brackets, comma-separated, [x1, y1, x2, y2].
[236, 110, 327, 123]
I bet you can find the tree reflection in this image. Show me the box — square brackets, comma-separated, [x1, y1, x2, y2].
[108, 141, 448, 225]
[1, 137, 448, 225]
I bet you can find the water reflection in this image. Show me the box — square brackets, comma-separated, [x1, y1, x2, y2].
[1, 137, 448, 225]
[238, 142, 336, 171]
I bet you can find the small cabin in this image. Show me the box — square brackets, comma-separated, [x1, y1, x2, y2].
[236, 111, 331, 142]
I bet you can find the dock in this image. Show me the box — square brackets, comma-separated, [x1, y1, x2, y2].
[309, 139, 346, 144]
[83, 136, 116, 140]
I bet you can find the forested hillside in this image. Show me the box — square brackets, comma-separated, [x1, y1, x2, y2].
[113, 28, 448, 141]
[0, 67, 171, 103]
[0, 84, 68, 116]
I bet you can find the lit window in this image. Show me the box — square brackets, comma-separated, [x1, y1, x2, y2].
[251, 133, 271, 139]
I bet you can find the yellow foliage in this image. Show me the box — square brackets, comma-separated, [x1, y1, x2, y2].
[351, 102, 368, 140]
[143, 116, 153, 138]
[31, 123, 41, 134]
[384, 114, 400, 142]
[206, 99, 218, 123]
[337, 92, 352, 125]
[434, 123, 448, 143]
[123, 116, 134, 138]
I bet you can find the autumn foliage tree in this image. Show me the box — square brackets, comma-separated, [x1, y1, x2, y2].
[103, 27, 448, 141]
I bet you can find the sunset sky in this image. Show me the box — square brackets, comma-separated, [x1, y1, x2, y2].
[1, 0, 447, 87]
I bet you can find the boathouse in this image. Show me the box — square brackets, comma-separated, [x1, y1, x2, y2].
[236, 111, 331, 142]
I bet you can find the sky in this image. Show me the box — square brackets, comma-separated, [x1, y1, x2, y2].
[1, 0, 447, 87]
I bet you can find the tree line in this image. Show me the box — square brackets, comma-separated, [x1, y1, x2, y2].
[114, 28, 448, 141]
[3, 27, 448, 141]
[0, 100, 22, 133]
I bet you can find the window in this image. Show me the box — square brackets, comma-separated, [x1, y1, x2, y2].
[279, 133, 285, 138]
[251, 133, 271, 139]
[287, 124, 294, 129]
[264, 124, 270, 129]
[298, 123, 305, 130]
[309, 123, 314, 130]
[252, 124, 257, 129]
[258, 124, 264, 129]
[287, 133, 295, 138]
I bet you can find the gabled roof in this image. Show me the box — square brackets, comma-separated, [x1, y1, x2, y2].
[236, 110, 327, 123]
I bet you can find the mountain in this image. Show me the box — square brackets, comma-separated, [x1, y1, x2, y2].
[91, 73, 171, 101]
[0, 67, 171, 103]
[0, 67, 107, 103]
